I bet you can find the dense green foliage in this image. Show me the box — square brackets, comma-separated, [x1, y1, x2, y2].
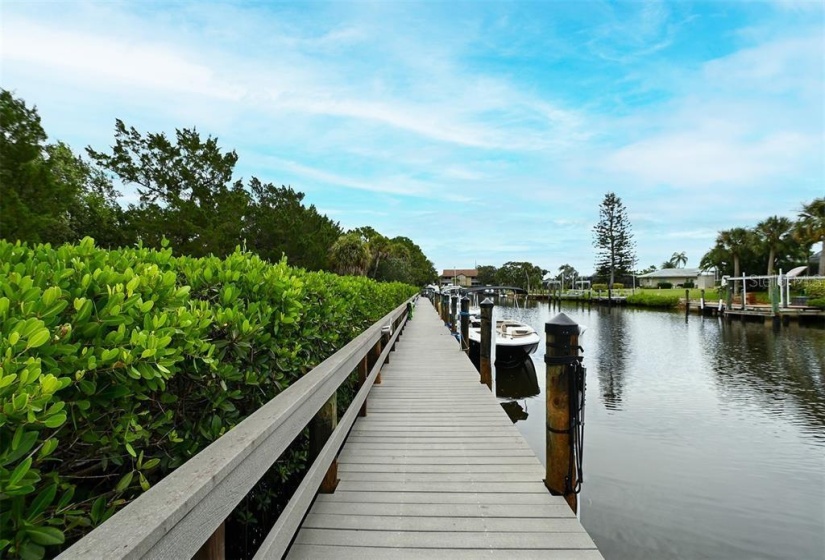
[0, 91, 125, 247]
[626, 291, 680, 308]
[701, 200, 823, 280]
[0, 238, 415, 559]
[794, 198, 825, 276]
[804, 280, 825, 299]
[472, 262, 546, 291]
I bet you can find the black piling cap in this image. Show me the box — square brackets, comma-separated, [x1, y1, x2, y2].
[461, 295, 470, 302]
[480, 298, 494, 309]
[545, 312, 578, 336]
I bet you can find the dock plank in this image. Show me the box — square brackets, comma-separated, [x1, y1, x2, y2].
[285, 298, 602, 558]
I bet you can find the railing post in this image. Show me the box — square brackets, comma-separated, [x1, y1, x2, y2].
[479, 298, 494, 390]
[460, 296, 470, 353]
[451, 295, 458, 335]
[381, 325, 392, 365]
[544, 312, 583, 513]
[358, 356, 369, 416]
[742, 273, 747, 310]
[369, 336, 383, 384]
[309, 392, 339, 493]
[193, 522, 225, 560]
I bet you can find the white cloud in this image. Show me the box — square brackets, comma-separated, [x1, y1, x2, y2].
[1, 19, 244, 100]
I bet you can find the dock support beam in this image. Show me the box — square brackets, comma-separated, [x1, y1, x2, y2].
[479, 298, 494, 390]
[544, 313, 583, 513]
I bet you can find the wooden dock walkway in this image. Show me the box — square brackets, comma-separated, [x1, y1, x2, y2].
[287, 298, 603, 559]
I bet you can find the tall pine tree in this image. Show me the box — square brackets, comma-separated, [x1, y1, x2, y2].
[593, 192, 636, 297]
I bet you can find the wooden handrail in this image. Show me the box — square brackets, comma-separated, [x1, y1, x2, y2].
[58, 298, 412, 560]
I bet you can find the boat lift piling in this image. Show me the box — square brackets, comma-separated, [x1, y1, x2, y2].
[460, 296, 470, 353]
[450, 295, 458, 335]
[479, 298, 494, 390]
[544, 313, 586, 514]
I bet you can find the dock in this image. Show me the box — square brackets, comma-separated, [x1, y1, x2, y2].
[287, 298, 602, 559]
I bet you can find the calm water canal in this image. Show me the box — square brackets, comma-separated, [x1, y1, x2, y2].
[489, 301, 824, 560]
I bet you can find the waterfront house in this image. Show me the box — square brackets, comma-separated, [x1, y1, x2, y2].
[637, 268, 715, 289]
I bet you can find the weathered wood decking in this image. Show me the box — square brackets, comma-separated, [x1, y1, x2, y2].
[287, 298, 602, 559]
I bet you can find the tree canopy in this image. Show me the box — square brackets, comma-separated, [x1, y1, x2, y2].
[795, 198, 825, 275]
[0, 90, 122, 245]
[700, 203, 815, 287]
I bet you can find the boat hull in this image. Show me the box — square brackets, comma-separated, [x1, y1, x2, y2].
[469, 338, 538, 367]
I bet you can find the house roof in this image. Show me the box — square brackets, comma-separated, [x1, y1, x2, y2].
[441, 269, 478, 277]
[637, 267, 709, 279]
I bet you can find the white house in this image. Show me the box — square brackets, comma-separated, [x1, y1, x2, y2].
[636, 268, 715, 289]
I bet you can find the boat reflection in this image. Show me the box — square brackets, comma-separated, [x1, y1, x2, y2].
[495, 357, 539, 423]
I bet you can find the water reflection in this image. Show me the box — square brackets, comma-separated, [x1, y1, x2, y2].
[495, 357, 539, 423]
[708, 319, 825, 441]
[594, 307, 629, 411]
[487, 300, 824, 560]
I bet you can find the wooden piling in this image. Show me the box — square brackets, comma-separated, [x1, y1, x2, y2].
[309, 392, 339, 493]
[450, 295, 458, 335]
[544, 313, 581, 513]
[441, 294, 449, 325]
[460, 296, 470, 353]
[479, 298, 494, 390]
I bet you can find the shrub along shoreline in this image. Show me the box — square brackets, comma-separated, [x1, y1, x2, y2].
[0, 238, 416, 559]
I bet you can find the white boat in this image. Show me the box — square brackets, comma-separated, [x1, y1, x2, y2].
[467, 312, 540, 365]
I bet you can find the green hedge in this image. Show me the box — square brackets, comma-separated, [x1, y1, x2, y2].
[0, 238, 415, 559]
[626, 291, 681, 308]
[805, 280, 825, 298]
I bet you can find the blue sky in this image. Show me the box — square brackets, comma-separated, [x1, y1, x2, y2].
[1, 1, 822, 276]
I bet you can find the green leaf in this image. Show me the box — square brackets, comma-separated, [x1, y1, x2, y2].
[9, 457, 32, 486]
[90, 496, 106, 524]
[26, 328, 51, 349]
[115, 471, 134, 492]
[125, 442, 136, 458]
[56, 486, 75, 510]
[12, 425, 24, 450]
[43, 413, 66, 429]
[37, 438, 58, 459]
[26, 526, 65, 546]
[18, 541, 45, 560]
[26, 484, 57, 520]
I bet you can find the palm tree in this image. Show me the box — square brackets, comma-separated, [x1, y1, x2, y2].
[794, 198, 825, 276]
[718, 227, 752, 294]
[756, 216, 793, 275]
[328, 232, 371, 276]
[700, 243, 728, 283]
[670, 251, 687, 268]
